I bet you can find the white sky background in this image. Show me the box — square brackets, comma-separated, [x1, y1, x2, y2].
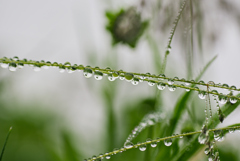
[0, 0, 240, 157]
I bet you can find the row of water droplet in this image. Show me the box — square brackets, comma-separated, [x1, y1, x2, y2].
[1, 58, 239, 103]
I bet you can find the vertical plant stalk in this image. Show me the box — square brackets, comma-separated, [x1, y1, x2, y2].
[0, 127, 12, 161]
[187, 0, 194, 79]
[161, 0, 187, 74]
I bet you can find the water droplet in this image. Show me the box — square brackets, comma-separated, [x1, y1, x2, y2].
[151, 142, 157, 148]
[211, 90, 218, 94]
[124, 141, 134, 149]
[230, 97, 237, 104]
[179, 135, 183, 139]
[105, 153, 111, 159]
[124, 73, 134, 82]
[94, 71, 103, 80]
[112, 71, 119, 78]
[52, 62, 58, 67]
[148, 80, 155, 86]
[168, 85, 176, 92]
[198, 80, 205, 84]
[83, 68, 93, 78]
[198, 132, 209, 144]
[13, 56, 19, 61]
[229, 128, 235, 133]
[198, 91, 206, 99]
[166, 46, 171, 55]
[64, 62, 71, 67]
[157, 82, 166, 90]
[164, 138, 172, 146]
[185, 82, 190, 86]
[59, 66, 65, 73]
[214, 130, 224, 142]
[204, 147, 210, 155]
[17, 63, 24, 69]
[108, 74, 116, 81]
[92, 155, 97, 160]
[208, 155, 215, 161]
[168, 79, 174, 85]
[1, 63, 8, 68]
[222, 83, 229, 90]
[158, 74, 166, 80]
[33, 65, 41, 72]
[230, 85, 237, 90]
[218, 94, 227, 104]
[208, 81, 215, 86]
[132, 78, 139, 85]
[8, 62, 17, 71]
[139, 144, 146, 151]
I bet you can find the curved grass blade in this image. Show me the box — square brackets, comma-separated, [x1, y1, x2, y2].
[0, 127, 12, 161]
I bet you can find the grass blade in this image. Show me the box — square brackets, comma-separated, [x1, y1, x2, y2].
[0, 127, 12, 161]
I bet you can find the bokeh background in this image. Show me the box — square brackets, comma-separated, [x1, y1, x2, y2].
[0, 0, 240, 160]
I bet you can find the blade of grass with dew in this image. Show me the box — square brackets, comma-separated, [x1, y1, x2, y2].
[154, 55, 217, 160]
[172, 94, 240, 161]
[0, 127, 12, 161]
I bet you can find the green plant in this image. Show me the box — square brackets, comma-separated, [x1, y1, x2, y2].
[0, 0, 240, 161]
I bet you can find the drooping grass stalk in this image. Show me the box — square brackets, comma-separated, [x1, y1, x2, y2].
[85, 126, 240, 161]
[0, 127, 12, 161]
[0, 57, 239, 102]
[161, 0, 187, 74]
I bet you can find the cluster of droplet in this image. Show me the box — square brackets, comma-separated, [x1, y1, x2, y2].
[1, 57, 240, 104]
[124, 112, 164, 145]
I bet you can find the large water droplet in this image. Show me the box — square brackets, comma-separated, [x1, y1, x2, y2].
[139, 144, 146, 151]
[214, 130, 224, 142]
[83, 68, 93, 78]
[157, 82, 166, 90]
[229, 128, 235, 133]
[13, 56, 19, 61]
[168, 85, 176, 92]
[105, 153, 111, 159]
[108, 74, 116, 81]
[59, 66, 65, 73]
[208, 81, 215, 86]
[1, 63, 8, 68]
[164, 138, 172, 146]
[198, 91, 206, 99]
[230, 97, 237, 104]
[8, 62, 17, 72]
[168, 79, 174, 85]
[218, 95, 227, 104]
[124, 73, 134, 82]
[151, 142, 157, 148]
[204, 147, 210, 155]
[112, 71, 119, 78]
[230, 85, 237, 90]
[148, 80, 155, 86]
[198, 132, 209, 144]
[132, 78, 139, 85]
[222, 83, 229, 90]
[94, 71, 103, 80]
[124, 141, 134, 149]
[17, 63, 24, 69]
[64, 62, 71, 67]
[198, 80, 205, 84]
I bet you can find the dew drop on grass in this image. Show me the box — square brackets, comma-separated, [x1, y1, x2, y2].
[119, 72, 125, 80]
[33, 65, 41, 72]
[1, 63, 8, 68]
[124, 73, 134, 82]
[64, 62, 71, 67]
[230, 98, 237, 104]
[124, 141, 134, 149]
[164, 138, 172, 146]
[198, 132, 209, 144]
[168, 79, 174, 85]
[148, 80, 155, 86]
[198, 80, 205, 84]
[139, 144, 146, 151]
[59, 66, 65, 73]
[168, 85, 176, 92]
[94, 71, 103, 80]
[112, 71, 119, 78]
[132, 78, 139, 85]
[8, 62, 17, 72]
[105, 153, 111, 159]
[208, 81, 215, 86]
[229, 128, 235, 133]
[204, 147, 210, 155]
[108, 73, 116, 81]
[83, 68, 93, 78]
[230, 85, 237, 90]
[157, 82, 166, 90]
[158, 74, 165, 80]
[151, 142, 157, 148]
[214, 130, 224, 142]
[198, 91, 206, 99]
[222, 83, 229, 90]
[13, 56, 19, 61]
[218, 95, 227, 104]
[17, 63, 24, 69]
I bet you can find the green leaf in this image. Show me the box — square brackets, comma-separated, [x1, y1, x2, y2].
[0, 127, 12, 161]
